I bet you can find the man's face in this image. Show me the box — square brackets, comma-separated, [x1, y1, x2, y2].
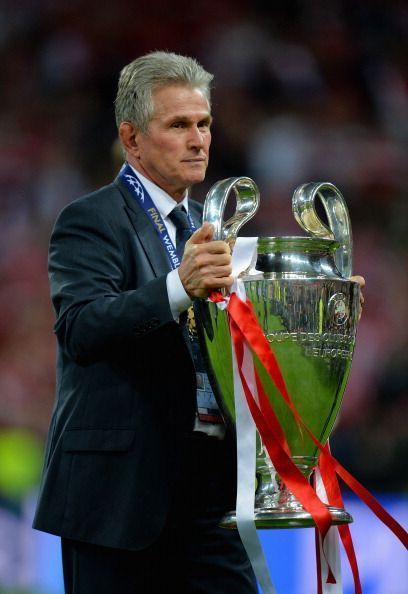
[130, 84, 212, 201]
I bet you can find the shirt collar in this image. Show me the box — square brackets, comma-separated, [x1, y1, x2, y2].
[128, 164, 189, 219]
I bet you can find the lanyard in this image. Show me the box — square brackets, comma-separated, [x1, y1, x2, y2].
[119, 162, 197, 270]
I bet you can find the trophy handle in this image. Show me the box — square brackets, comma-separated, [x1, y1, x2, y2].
[292, 182, 353, 278]
[203, 177, 260, 244]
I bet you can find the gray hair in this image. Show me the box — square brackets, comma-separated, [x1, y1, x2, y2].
[114, 51, 214, 132]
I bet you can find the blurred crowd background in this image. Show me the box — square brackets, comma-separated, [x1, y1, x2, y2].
[0, 0, 407, 592]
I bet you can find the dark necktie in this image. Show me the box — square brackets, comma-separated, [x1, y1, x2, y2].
[168, 205, 193, 333]
[168, 205, 192, 257]
[169, 206, 222, 427]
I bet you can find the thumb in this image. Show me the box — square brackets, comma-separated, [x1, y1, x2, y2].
[188, 222, 214, 244]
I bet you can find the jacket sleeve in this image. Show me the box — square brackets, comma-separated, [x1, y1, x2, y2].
[49, 197, 175, 364]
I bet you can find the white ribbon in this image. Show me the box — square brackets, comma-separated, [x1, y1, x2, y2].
[315, 462, 343, 593]
[229, 238, 277, 594]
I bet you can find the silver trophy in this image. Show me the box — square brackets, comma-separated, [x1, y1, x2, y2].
[195, 177, 360, 529]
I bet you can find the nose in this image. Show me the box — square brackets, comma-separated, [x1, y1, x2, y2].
[187, 125, 205, 148]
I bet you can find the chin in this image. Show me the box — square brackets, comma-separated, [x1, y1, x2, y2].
[187, 170, 207, 185]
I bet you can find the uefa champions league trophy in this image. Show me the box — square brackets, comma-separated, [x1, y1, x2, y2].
[195, 177, 361, 529]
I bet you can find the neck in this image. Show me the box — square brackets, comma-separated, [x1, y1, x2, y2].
[127, 158, 187, 203]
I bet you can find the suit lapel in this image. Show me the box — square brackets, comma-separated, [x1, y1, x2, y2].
[114, 174, 205, 277]
[114, 177, 172, 276]
[188, 200, 203, 228]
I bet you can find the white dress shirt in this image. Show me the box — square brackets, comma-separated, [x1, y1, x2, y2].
[128, 166, 226, 439]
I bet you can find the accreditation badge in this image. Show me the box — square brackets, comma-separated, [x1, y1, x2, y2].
[186, 306, 223, 424]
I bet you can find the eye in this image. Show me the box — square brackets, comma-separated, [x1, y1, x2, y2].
[171, 121, 186, 129]
[198, 118, 212, 130]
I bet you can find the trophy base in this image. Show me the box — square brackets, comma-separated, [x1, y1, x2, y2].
[219, 505, 353, 529]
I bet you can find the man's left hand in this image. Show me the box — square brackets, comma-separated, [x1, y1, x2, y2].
[350, 275, 365, 320]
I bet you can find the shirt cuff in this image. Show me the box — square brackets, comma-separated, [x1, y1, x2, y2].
[166, 269, 192, 321]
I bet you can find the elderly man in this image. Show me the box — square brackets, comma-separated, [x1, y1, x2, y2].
[33, 51, 259, 593]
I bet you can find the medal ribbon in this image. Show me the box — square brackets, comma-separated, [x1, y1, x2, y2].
[119, 162, 196, 269]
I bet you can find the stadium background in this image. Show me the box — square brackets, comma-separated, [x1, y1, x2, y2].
[0, 1, 407, 592]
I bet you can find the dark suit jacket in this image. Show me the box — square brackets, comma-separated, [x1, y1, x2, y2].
[33, 174, 206, 550]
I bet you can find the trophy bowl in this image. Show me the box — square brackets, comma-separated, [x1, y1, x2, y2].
[195, 178, 361, 529]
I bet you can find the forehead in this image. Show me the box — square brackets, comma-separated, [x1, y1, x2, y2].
[151, 84, 211, 120]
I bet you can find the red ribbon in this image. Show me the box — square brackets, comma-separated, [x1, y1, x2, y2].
[225, 292, 408, 593]
[316, 446, 361, 593]
[208, 290, 227, 303]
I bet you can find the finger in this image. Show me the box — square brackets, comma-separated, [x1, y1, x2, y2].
[188, 222, 214, 245]
[191, 240, 232, 257]
[192, 274, 234, 294]
[350, 275, 365, 289]
[200, 263, 233, 279]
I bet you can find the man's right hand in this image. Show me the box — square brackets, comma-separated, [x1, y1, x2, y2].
[178, 222, 233, 299]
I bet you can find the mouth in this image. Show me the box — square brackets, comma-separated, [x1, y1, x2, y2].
[182, 156, 207, 163]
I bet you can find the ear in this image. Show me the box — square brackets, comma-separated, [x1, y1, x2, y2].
[118, 122, 141, 159]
